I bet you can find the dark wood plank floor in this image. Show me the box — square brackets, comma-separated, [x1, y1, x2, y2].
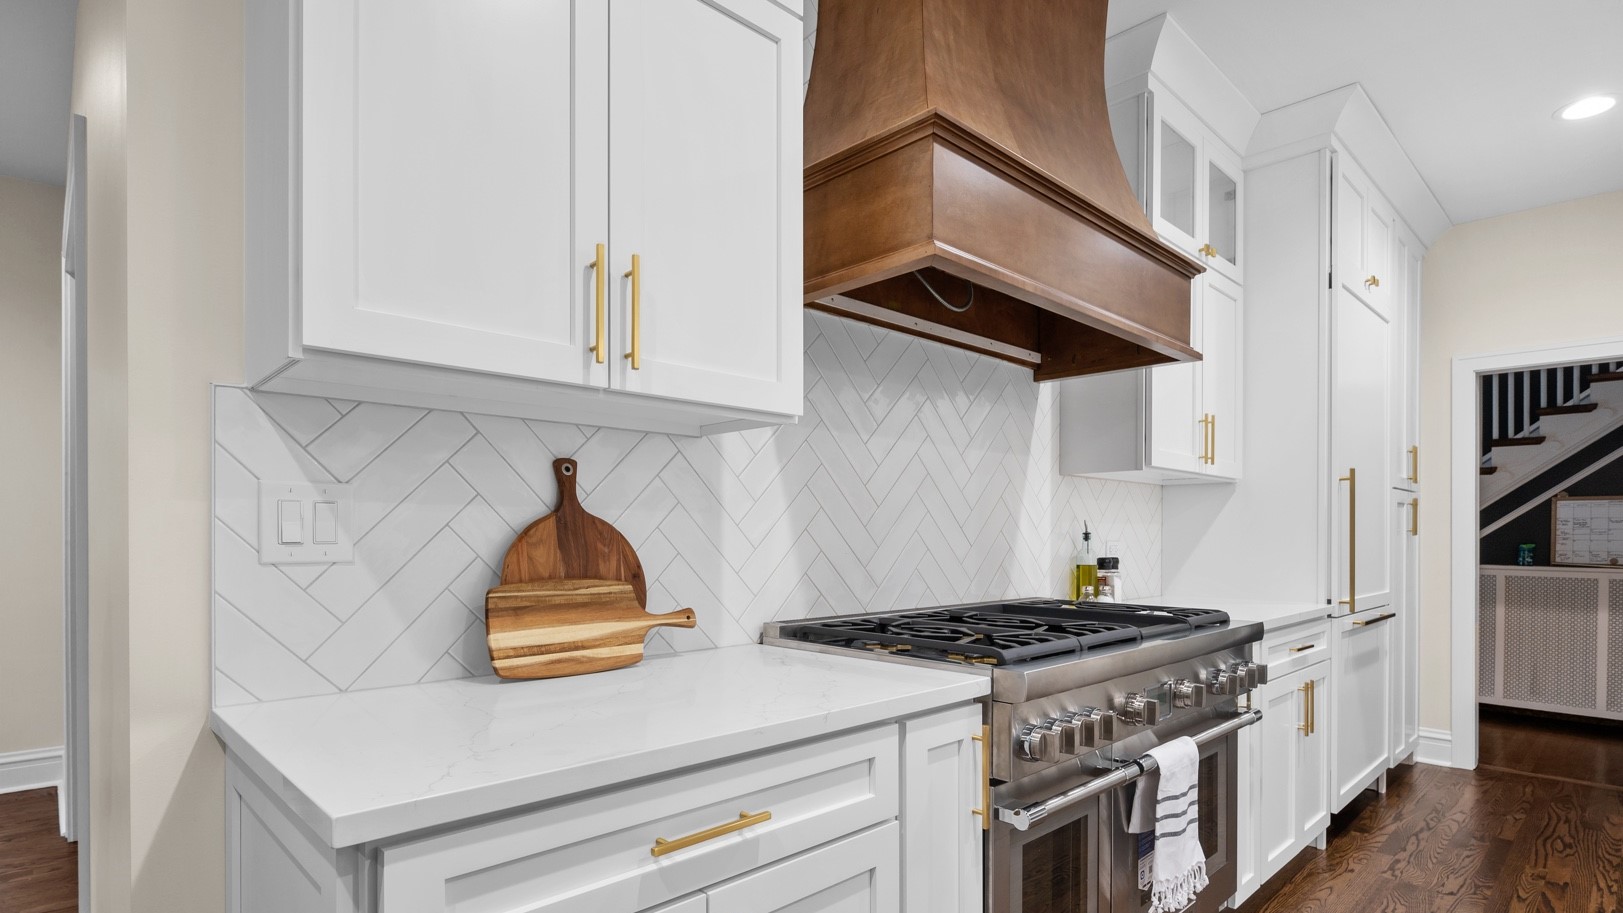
[1480, 708, 1623, 788]
[0, 788, 75, 913]
[1239, 712, 1623, 913]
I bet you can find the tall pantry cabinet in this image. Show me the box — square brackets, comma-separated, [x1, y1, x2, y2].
[1160, 84, 1442, 805]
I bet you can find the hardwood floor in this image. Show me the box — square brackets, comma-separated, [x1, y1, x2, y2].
[1479, 708, 1623, 788]
[0, 788, 75, 913]
[1239, 713, 1623, 913]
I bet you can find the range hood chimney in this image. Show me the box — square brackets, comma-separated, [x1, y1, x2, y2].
[804, 0, 1202, 378]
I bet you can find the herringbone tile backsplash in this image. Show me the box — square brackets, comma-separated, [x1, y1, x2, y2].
[212, 312, 1161, 705]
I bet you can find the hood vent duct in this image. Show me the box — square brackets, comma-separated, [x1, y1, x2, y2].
[804, 0, 1203, 379]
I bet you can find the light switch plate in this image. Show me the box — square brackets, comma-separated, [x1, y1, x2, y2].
[258, 481, 355, 565]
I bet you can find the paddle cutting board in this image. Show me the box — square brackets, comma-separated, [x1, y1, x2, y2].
[485, 579, 697, 679]
[498, 458, 647, 604]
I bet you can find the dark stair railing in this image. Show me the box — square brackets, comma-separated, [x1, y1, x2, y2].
[1481, 361, 1623, 460]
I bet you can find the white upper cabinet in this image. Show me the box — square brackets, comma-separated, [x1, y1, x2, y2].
[608, 0, 802, 416]
[299, 0, 609, 388]
[1059, 272, 1243, 484]
[247, 0, 803, 435]
[1142, 90, 1245, 283]
[1335, 155, 1395, 318]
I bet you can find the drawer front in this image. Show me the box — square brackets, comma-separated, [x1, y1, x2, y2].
[706, 821, 899, 913]
[378, 725, 899, 913]
[1261, 619, 1331, 677]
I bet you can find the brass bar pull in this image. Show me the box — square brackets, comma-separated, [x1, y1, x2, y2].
[623, 253, 641, 370]
[1210, 413, 1217, 465]
[1289, 643, 1316, 654]
[587, 243, 606, 364]
[1198, 415, 1211, 464]
[651, 810, 771, 857]
[971, 724, 991, 831]
[1350, 612, 1396, 627]
[1338, 468, 1357, 613]
[1308, 679, 1316, 735]
[1410, 497, 1419, 537]
[1408, 445, 1419, 484]
[1298, 679, 1313, 735]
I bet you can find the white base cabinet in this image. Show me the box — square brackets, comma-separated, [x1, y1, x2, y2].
[247, 0, 804, 436]
[1331, 612, 1394, 812]
[1234, 619, 1331, 906]
[227, 708, 980, 913]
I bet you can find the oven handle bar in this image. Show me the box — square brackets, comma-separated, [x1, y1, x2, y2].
[997, 709, 1262, 831]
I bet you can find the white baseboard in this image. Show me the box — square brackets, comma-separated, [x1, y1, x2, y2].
[1415, 728, 1453, 767]
[0, 746, 65, 795]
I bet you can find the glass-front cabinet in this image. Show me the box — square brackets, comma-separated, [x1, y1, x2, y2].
[1111, 88, 1243, 284]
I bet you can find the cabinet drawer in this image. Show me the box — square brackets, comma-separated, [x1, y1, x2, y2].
[378, 725, 898, 913]
[1260, 618, 1331, 676]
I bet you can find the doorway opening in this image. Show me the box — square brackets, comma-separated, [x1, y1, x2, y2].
[1449, 337, 1623, 770]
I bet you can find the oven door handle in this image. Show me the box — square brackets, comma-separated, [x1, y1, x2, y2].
[996, 709, 1262, 831]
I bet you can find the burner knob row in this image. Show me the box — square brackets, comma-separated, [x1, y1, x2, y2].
[1018, 708, 1118, 761]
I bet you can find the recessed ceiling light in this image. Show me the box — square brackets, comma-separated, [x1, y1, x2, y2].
[1557, 95, 1617, 121]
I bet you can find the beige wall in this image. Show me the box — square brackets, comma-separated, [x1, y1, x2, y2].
[73, 0, 242, 907]
[1418, 190, 1623, 733]
[0, 177, 65, 756]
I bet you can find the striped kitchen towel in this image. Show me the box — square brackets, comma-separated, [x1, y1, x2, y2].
[1127, 736, 1208, 913]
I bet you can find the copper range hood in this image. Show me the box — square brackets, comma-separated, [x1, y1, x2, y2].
[804, 0, 1203, 379]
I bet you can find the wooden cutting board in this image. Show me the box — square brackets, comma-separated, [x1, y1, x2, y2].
[498, 458, 647, 605]
[485, 579, 696, 679]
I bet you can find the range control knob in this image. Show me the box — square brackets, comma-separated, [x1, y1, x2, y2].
[1052, 713, 1087, 755]
[1232, 661, 1269, 689]
[1208, 668, 1236, 695]
[1119, 692, 1161, 727]
[1018, 722, 1060, 763]
[1171, 679, 1208, 709]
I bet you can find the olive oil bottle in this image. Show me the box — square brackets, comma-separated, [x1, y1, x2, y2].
[1070, 523, 1097, 601]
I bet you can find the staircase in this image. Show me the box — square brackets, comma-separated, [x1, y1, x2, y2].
[1480, 361, 1623, 505]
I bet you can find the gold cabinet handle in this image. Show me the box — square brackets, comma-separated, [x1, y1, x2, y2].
[1364, 275, 1381, 289]
[651, 810, 771, 857]
[587, 243, 606, 364]
[1198, 414, 1211, 464]
[1410, 496, 1419, 537]
[1408, 445, 1419, 484]
[1209, 413, 1217, 465]
[622, 253, 641, 370]
[970, 724, 991, 831]
[1351, 612, 1396, 627]
[1298, 679, 1315, 735]
[1338, 468, 1357, 613]
[1198, 243, 1218, 258]
[1289, 643, 1316, 654]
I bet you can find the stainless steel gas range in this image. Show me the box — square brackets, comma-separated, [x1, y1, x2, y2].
[764, 598, 1266, 913]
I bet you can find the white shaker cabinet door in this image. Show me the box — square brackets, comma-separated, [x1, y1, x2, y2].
[901, 707, 985, 913]
[706, 823, 900, 913]
[1201, 273, 1243, 479]
[1331, 613, 1393, 812]
[608, 0, 803, 416]
[1147, 283, 1205, 475]
[300, 0, 609, 386]
[1329, 290, 1393, 614]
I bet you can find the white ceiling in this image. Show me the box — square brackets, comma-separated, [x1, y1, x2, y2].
[0, 0, 77, 186]
[1106, 0, 1623, 225]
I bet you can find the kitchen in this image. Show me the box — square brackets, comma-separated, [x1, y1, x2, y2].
[2, 0, 1621, 911]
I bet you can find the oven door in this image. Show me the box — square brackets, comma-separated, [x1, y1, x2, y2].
[1108, 734, 1237, 913]
[989, 786, 1108, 913]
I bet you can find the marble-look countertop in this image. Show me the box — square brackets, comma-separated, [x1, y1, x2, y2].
[211, 644, 988, 848]
[1138, 595, 1331, 630]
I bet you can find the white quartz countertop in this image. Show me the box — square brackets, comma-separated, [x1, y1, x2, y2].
[1138, 596, 1330, 630]
[211, 644, 988, 848]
